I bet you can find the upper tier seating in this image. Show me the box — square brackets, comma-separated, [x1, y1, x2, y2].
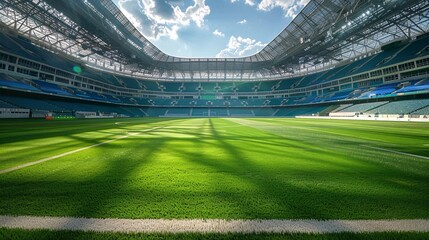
[295, 74, 319, 88]
[353, 50, 396, 74]
[329, 58, 369, 80]
[161, 82, 183, 92]
[200, 82, 217, 93]
[258, 81, 278, 92]
[216, 82, 234, 92]
[234, 82, 257, 92]
[382, 36, 429, 66]
[182, 82, 200, 92]
[0, 32, 36, 60]
[141, 80, 159, 91]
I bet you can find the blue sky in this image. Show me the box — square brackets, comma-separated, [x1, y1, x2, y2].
[112, 0, 309, 58]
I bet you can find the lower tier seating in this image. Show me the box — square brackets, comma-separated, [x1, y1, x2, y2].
[1, 91, 429, 118]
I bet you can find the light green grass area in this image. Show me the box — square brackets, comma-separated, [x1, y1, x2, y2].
[0, 117, 428, 221]
[1, 228, 429, 240]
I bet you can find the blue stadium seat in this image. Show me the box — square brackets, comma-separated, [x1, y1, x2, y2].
[32, 79, 73, 96]
[0, 75, 40, 92]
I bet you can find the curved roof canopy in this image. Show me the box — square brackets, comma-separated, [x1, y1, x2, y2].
[0, 0, 428, 81]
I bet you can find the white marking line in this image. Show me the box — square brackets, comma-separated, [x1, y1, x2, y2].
[0, 216, 428, 233]
[0, 127, 162, 175]
[362, 145, 429, 160]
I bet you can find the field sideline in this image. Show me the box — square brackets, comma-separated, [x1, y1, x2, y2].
[0, 117, 428, 238]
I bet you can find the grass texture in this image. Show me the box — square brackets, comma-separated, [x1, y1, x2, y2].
[0, 117, 428, 221]
[1, 228, 429, 240]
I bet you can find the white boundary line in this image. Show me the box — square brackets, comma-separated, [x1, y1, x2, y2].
[0, 216, 428, 233]
[0, 127, 161, 175]
[295, 116, 429, 122]
[362, 145, 429, 160]
[230, 118, 429, 161]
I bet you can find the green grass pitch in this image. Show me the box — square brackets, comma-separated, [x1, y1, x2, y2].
[0, 117, 428, 238]
[1, 228, 429, 240]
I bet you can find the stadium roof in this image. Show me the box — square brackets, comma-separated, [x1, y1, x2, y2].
[0, 0, 429, 81]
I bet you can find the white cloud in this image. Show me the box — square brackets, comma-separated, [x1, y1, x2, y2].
[180, 0, 211, 28]
[230, 0, 307, 18]
[237, 19, 247, 24]
[213, 29, 225, 37]
[216, 36, 266, 58]
[116, 0, 211, 41]
[258, 0, 309, 18]
[245, 0, 256, 6]
[230, 0, 256, 6]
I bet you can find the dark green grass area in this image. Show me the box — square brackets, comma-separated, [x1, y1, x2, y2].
[0, 118, 428, 220]
[1, 228, 429, 240]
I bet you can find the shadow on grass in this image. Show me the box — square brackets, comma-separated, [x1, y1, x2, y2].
[0, 118, 428, 222]
[0, 118, 175, 144]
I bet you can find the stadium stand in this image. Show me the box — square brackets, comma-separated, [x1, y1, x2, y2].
[0, 0, 428, 119]
[337, 102, 389, 113]
[32, 79, 73, 96]
[0, 98, 17, 108]
[210, 108, 228, 117]
[165, 108, 190, 117]
[0, 95, 67, 112]
[275, 106, 328, 117]
[412, 105, 429, 115]
[366, 99, 429, 114]
[191, 108, 208, 117]
[229, 108, 255, 117]
[0, 74, 40, 92]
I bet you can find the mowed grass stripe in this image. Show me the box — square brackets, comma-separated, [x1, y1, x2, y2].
[0, 126, 166, 175]
[361, 145, 429, 161]
[0, 135, 129, 175]
[246, 118, 429, 157]
[0, 118, 428, 220]
[228, 118, 429, 175]
[0, 118, 185, 170]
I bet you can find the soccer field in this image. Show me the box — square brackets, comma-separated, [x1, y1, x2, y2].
[0, 118, 428, 238]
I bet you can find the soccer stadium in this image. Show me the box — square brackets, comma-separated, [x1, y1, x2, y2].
[0, 0, 429, 239]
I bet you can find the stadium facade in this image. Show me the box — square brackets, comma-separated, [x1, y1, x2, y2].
[0, 0, 429, 118]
